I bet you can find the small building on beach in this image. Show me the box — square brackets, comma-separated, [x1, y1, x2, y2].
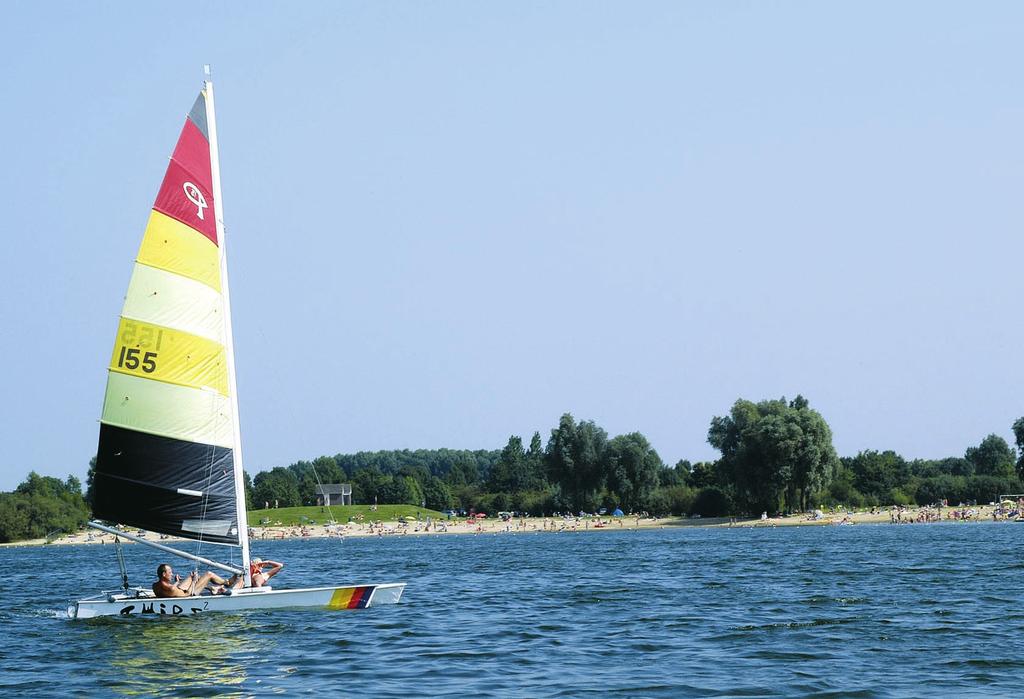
[315, 484, 352, 506]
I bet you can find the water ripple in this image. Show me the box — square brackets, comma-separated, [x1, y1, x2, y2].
[2, 523, 1023, 695]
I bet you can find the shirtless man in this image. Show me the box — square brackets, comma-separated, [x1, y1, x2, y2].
[249, 558, 284, 587]
[152, 563, 239, 598]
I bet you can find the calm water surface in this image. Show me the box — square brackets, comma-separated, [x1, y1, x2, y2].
[3, 522, 1023, 697]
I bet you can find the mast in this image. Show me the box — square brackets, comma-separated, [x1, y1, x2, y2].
[205, 72, 252, 586]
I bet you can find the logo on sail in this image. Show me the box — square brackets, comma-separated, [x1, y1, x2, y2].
[182, 182, 208, 220]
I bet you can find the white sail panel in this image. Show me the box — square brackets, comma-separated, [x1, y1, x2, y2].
[182, 518, 234, 536]
[101, 372, 233, 448]
[123, 263, 225, 342]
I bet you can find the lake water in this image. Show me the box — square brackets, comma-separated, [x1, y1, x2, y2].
[3, 522, 1023, 697]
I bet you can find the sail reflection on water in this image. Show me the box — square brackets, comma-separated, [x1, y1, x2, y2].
[98, 614, 266, 695]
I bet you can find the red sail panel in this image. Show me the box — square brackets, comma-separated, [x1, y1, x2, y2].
[172, 118, 212, 188]
[153, 119, 218, 245]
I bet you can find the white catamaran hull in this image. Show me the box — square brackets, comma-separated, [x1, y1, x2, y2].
[70, 582, 405, 619]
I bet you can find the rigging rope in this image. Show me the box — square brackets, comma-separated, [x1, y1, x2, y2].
[191, 401, 241, 574]
[114, 536, 129, 594]
[310, 461, 338, 526]
[192, 440, 218, 575]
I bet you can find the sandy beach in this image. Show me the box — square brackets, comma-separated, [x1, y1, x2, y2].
[30, 514, 675, 547]
[2, 503, 1013, 549]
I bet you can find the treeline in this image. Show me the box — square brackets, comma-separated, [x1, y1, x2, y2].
[244, 411, 756, 517]
[247, 414, 685, 516]
[247, 448, 499, 513]
[0, 472, 90, 543]
[249, 397, 1024, 518]
[5, 394, 1022, 545]
[831, 438, 1022, 510]
[695, 396, 1024, 515]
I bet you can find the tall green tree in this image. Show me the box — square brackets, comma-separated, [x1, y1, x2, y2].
[545, 414, 608, 511]
[243, 471, 254, 511]
[708, 396, 837, 514]
[786, 398, 839, 510]
[965, 434, 1016, 478]
[825, 465, 863, 507]
[377, 476, 423, 506]
[708, 399, 788, 514]
[351, 467, 387, 505]
[488, 436, 528, 494]
[545, 414, 577, 506]
[445, 457, 481, 487]
[685, 461, 719, 489]
[1013, 418, 1024, 479]
[603, 432, 662, 512]
[660, 460, 690, 487]
[845, 451, 910, 503]
[526, 431, 547, 488]
[251, 467, 301, 508]
[85, 456, 97, 509]
[421, 476, 453, 511]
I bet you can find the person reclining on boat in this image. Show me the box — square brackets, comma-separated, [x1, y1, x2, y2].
[153, 563, 241, 597]
[249, 558, 284, 587]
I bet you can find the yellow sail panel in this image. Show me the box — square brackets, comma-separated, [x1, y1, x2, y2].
[101, 372, 234, 448]
[124, 263, 224, 342]
[136, 210, 221, 292]
[109, 318, 228, 395]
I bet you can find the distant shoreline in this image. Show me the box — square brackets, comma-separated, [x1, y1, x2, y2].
[0, 504, 1012, 549]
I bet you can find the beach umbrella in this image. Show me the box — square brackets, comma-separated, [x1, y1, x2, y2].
[475, 513, 487, 518]
[612, 509, 624, 517]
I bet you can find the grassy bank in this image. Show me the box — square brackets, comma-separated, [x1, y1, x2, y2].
[246, 504, 446, 527]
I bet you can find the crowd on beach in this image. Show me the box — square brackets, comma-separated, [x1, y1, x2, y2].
[250, 512, 652, 540]
[885, 498, 1024, 524]
[242, 502, 1024, 536]
[736, 499, 1024, 528]
[15, 498, 1024, 549]
[889, 505, 943, 524]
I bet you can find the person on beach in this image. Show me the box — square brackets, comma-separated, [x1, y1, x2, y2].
[249, 557, 284, 587]
[153, 563, 240, 598]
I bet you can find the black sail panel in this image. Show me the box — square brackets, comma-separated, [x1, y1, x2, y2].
[93, 424, 240, 545]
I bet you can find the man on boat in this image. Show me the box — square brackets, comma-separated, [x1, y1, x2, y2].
[250, 557, 284, 587]
[153, 563, 240, 597]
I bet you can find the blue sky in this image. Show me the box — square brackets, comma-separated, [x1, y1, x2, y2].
[2, 2, 1022, 490]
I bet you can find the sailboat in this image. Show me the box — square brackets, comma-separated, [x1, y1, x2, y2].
[69, 74, 405, 619]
